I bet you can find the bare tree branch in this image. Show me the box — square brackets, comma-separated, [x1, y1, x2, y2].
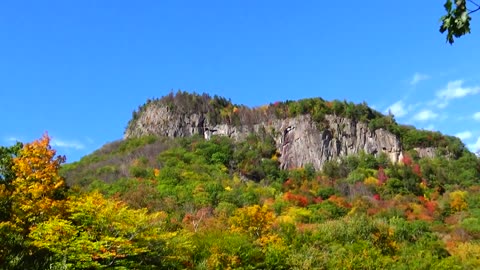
[467, 0, 480, 13]
[468, 0, 479, 7]
[469, 7, 480, 14]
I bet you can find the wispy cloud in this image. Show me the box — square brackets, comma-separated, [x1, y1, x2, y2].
[434, 80, 480, 108]
[5, 137, 20, 143]
[51, 139, 85, 150]
[3, 136, 22, 146]
[473, 112, 480, 121]
[455, 131, 473, 140]
[410, 72, 430, 86]
[3, 135, 86, 150]
[385, 100, 408, 118]
[413, 109, 438, 121]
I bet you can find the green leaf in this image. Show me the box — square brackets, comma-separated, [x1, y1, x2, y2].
[460, 11, 468, 23]
[443, 0, 452, 13]
[444, 0, 453, 12]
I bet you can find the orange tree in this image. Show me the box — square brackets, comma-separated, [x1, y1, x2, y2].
[11, 134, 68, 230]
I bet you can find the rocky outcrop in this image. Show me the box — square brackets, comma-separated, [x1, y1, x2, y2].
[125, 104, 404, 170]
[125, 106, 208, 138]
[273, 115, 403, 170]
[413, 147, 437, 159]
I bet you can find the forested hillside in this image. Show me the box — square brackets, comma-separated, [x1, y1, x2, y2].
[2, 93, 480, 269]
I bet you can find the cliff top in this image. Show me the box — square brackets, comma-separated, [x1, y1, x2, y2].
[125, 91, 465, 157]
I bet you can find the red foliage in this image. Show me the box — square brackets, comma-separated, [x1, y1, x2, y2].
[413, 164, 422, 177]
[402, 154, 412, 166]
[284, 192, 309, 207]
[283, 191, 293, 200]
[373, 194, 381, 201]
[377, 167, 388, 185]
[296, 196, 308, 207]
[425, 201, 437, 215]
[313, 197, 323, 204]
[328, 195, 351, 208]
[182, 213, 193, 223]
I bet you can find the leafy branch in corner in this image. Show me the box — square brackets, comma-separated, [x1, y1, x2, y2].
[440, 0, 479, 44]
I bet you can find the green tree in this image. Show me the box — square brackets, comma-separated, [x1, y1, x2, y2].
[0, 142, 22, 221]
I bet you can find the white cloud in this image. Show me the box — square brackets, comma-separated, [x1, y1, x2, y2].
[410, 72, 430, 86]
[385, 100, 407, 118]
[51, 139, 85, 150]
[455, 131, 473, 140]
[468, 137, 480, 153]
[435, 80, 480, 108]
[473, 112, 480, 121]
[413, 109, 438, 121]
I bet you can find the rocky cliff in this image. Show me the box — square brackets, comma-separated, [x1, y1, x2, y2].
[124, 96, 405, 170]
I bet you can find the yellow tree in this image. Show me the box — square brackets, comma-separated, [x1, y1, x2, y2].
[449, 190, 468, 212]
[11, 134, 67, 228]
[230, 204, 279, 246]
[29, 192, 189, 269]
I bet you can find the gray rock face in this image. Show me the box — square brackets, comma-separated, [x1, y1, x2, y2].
[413, 147, 436, 159]
[126, 106, 208, 138]
[125, 106, 404, 170]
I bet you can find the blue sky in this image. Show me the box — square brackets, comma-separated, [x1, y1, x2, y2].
[1, 1, 480, 162]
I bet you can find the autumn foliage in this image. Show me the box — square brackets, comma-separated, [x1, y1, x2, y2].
[1, 135, 193, 268]
[2, 129, 480, 269]
[11, 134, 67, 228]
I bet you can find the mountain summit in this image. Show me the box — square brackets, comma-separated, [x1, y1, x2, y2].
[125, 91, 465, 170]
